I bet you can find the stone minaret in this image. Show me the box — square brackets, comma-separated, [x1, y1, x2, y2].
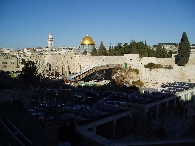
[48, 33, 54, 48]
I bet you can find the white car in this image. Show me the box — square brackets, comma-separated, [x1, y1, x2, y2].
[28, 109, 36, 116]
[73, 105, 89, 111]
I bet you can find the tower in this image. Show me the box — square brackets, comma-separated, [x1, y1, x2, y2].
[48, 33, 54, 48]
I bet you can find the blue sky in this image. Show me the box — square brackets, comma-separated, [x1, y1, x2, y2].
[0, 0, 194, 49]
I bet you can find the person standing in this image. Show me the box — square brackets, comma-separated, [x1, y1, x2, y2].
[57, 120, 71, 146]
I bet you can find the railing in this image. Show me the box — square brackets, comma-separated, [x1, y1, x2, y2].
[0, 118, 32, 146]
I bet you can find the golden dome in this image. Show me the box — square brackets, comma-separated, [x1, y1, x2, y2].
[80, 35, 95, 45]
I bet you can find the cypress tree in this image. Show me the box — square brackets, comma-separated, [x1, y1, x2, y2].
[91, 47, 98, 56]
[177, 32, 191, 66]
[98, 42, 107, 56]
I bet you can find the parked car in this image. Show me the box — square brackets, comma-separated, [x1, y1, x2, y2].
[36, 108, 46, 116]
[99, 91, 115, 99]
[63, 104, 72, 112]
[80, 91, 98, 103]
[28, 109, 36, 116]
[99, 92, 125, 102]
[73, 105, 89, 111]
[80, 97, 98, 104]
[105, 101, 120, 106]
[73, 92, 85, 103]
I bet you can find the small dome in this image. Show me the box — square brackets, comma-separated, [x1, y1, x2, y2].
[81, 35, 95, 45]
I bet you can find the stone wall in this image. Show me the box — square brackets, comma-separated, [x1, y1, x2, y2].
[139, 64, 195, 88]
[139, 57, 175, 66]
[1, 53, 195, 88]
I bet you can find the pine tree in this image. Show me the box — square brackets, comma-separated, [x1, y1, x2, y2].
[177, 32, 191, 66]
[107, 48, 115, 56]
[156, 45, 167, 58]
[91, 47, 98, 56]
[98, 42, 107, 56]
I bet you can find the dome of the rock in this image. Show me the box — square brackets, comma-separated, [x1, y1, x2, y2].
[80, 35, 95, 45]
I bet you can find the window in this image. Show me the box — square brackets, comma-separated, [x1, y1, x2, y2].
[2, 62, 7, 64]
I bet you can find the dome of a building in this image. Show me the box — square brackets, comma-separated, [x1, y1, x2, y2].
[80, 35, 95, 45]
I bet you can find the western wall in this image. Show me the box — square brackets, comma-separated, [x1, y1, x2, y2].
[1, 50, 194, 88]
[30, 53, 195, 88]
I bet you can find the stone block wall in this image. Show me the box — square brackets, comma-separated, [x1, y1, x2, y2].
[1, 52, 195, 88]
[139, 64, 195, 88]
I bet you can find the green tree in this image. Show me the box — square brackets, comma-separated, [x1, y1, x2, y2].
[129, 41, 138, 54]
[107, 47, 115, 56]
[148, 48, 156, 57]
[122, 43, 131, 54]
[98, 42, 107, 56]
[167, 50, 173, 58]
[156, 45, 167, 58]
[117, 43, 130, 55]
[82, 50, 87, 55]
[91, 47, 98, 56]
[113, 43, 123, 56]
[177, 32, 191, 66]
[19, 61, 38, 85]
[136, 41, 148, 57]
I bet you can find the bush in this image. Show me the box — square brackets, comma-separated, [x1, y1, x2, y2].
[164, 65, 173, 69]
[132, 68, 139, 74]
[132, 79, 144, 87]
[144, 63, 162, 70]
